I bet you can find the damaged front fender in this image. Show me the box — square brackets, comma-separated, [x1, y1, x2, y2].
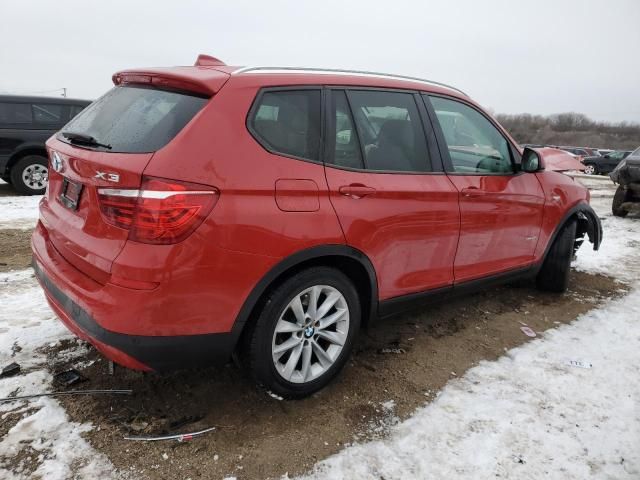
[575, 206, 602, 251]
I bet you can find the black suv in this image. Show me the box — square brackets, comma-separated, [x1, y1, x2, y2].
[0, 95, 91, 194]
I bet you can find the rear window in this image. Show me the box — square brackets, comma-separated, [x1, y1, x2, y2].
[60, 86, 207, 153]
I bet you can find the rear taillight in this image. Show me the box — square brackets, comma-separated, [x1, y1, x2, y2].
[97, 176, 219, 245]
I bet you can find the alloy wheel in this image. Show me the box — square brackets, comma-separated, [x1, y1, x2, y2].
[271, 285, 349, 383]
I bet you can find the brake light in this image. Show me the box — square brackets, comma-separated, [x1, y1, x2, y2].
[97, 176, 219, 244]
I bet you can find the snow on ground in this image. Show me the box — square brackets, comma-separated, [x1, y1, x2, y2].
[296, 185, 640, 480]
[1, 176, 638, 480]
[0, 181, 42, 230]
[0, 271, 118, 479]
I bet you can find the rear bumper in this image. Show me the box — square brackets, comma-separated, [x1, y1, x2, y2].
[31, 223, 239, 371]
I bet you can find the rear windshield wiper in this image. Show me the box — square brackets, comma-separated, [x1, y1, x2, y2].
[61, 131, 112, 150]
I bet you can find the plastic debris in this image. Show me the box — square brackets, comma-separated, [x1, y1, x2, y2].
[379, 347, 406, 354]
[54, 369, 87, 387]
[0, 389, 132, 403]
[520, 326, 537, 337]
[124, 426, 216, 442]
[566, 359, 593, 369]
[0, 362, 20, 378]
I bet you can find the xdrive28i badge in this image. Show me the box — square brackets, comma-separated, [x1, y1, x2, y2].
[51, 151, 63, 173]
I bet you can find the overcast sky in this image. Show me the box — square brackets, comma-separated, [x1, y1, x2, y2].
[1, 0, 639, 123]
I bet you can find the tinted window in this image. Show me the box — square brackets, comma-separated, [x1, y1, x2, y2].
[32, 104, 64, 124]
[429, 96, 513, 174]
[328, 91, 363, 169]
[0, 102, 32, 124]
[348, 90, 430, 172]
[69, 104, 87, 119]
[251, 90, 321, 161]
[61, 86, 207, 153]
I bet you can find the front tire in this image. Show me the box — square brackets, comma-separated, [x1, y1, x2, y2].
[583, 164, 597, 175]
[10, 155, 48, 195]
[536, 220, 577, 293]
[246, 267, 361, 399]
[612, 186, 629, 217]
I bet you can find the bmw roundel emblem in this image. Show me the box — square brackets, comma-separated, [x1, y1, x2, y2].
[51, 151, 63, 173]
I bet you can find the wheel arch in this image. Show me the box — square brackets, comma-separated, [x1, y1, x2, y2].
[232, 244, 379, 351]
[7, 145, 48, 173]
[538, 202, 602, 271]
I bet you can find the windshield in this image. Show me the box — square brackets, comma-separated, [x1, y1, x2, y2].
[628, 146, 640, 159]
[59, 86, 207, 153]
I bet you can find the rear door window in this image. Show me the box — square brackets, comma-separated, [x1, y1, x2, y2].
[60, 86, 208, 153]
[346, 90, 431, 172]
[32, 104, 64, 124]
[0, 102, 32, 124]
[249, 89, 321, 162]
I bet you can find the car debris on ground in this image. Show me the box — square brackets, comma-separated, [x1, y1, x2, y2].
[0, 361, 20, 378]
[123, 426, 216, 442]
[0, 388, 132, 403]
[54, 368, 87, 387]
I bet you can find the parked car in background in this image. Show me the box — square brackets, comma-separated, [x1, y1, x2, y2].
[557, 146, 590, 161]
[0, 95, 91, 194]
[583, 150, 633, 175]
[598, 149, 613, 156]
[610, 146, 640, 217]
[32, 55, 602, 398]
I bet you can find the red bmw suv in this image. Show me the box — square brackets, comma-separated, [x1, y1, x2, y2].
[32, 55, 602, 398]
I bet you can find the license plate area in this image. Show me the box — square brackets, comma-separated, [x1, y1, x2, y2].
[59, 178, 83, 211]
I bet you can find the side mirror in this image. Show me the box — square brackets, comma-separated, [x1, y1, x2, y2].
[521, 147, 544, 173]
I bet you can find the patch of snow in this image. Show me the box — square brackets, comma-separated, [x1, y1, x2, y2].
[0, 398, 115, 479]
[0, 269, 118, 479]
[0, 193, 42, 230]
[573, 195, 640, 283]
[296, 190, 640, 480]
[297, 288, 640, 480]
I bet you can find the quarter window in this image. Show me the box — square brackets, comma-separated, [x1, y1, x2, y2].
[429, 96, 513, 174]
[348, 90, 431, 172]
[251, 90, 321, 162]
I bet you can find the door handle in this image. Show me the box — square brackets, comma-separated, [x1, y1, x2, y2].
[461, 187, 484, 197]
[339, 184, 376, 199]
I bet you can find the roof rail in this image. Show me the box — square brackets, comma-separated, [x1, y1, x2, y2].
[232, 66, 467, 96]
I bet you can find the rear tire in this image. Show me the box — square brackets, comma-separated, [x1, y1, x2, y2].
[612, 186, 629, 217]
[10, 155, 48, 195]
[536, 220, 577, 293]
[246, 267, 360, 399]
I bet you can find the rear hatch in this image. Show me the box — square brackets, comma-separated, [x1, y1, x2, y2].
[41, 80, 212, 284]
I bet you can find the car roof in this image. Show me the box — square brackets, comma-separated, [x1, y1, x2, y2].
[0, 94, 91, 105]
[115, 60, 469, 100]
[226, 66, 468, 97]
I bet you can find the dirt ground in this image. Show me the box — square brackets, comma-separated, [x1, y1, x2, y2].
[1, 232, 627, 479]
[0, 229, 33, 272]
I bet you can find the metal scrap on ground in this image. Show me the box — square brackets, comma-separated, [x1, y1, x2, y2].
[0, 389, 133, 403]
[123, 426, 216, 442]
